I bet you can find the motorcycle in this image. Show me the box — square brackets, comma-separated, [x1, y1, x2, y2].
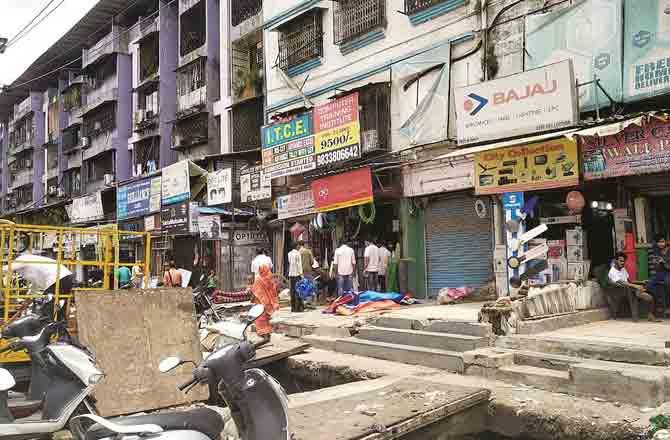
[70, 304, 290, 440]
[0, 320, 103, 440]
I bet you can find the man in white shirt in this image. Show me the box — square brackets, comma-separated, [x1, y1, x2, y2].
[377, 242, 392, 292]
[251, 248, 273, 280]
[364, 239, 380, 291]
[333, 241, 356, 296]
[609, 252, 657, 321]
[287, 242, 304, 312]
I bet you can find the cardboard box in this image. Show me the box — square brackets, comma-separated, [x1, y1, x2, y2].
[548, 258, 568, 281]
[548, 240, 566, 258]
[567, 245, 587, 262]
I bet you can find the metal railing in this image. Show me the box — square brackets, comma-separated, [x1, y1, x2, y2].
[404, 0, 449, 15]
[232, 0, 262, 27]
[278, 11, 323, 70]
[232, 97, 263, 151]
[334, 0, 386, 45]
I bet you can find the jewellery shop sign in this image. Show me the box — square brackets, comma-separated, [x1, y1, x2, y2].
[261, 93, 361, 179]
[474, 137, 579, 195]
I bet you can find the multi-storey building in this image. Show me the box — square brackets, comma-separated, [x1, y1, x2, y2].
[172, 0, 220, 161]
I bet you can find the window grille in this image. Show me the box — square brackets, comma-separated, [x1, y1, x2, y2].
[404, 0, 449, 15]
[277, 11, 323, 70]
[334, 0, 386, 45]
[232, 0, 262, 27]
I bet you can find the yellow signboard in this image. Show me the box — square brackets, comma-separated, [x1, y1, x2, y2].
[474, 137, 579, 195]
[315, 121, 360, 154]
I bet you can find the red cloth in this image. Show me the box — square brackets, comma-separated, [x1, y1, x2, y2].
[251, 265, 279, 336]
[624, 231, 638, 281]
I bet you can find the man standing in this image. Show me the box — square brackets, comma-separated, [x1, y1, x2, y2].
[287, 242, 304, 312]
[251, 248, 273, 280]
[609, 252, 658, 321]
[163, 261, 183, 287]
[116, 265, 132, 288]
[333, 240, 356, 296]
[364, 239, 380, 292]
[131, 260, 144, 289]
[377, 241, 392, 292]
[299, 241, 316, 280]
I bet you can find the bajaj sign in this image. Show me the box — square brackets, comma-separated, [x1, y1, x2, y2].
[455, 60, 578, 145]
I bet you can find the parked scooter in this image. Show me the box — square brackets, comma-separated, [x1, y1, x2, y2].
[0, 320, 103, 440]
[71, 304, 290, 440]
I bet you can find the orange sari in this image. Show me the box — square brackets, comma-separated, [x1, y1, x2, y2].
[251, 265, 279, 336]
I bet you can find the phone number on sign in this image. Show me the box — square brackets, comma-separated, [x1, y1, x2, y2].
[316, 145, 360, 167]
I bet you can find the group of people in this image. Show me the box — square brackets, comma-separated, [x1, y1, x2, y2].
[332, 239, 392, 297]
[287, 241, 317, 312]
[608, 233, 670, 321]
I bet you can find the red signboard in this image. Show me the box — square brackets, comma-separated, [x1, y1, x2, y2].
[311, 167, 373, 212]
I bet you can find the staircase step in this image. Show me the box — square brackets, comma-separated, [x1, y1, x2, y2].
[301, 334, 338, 352]
[496, 365, 571, 391]
[335, 338, 465, 373]
[356, 326, 489, 352]
[372, 316, 492, 338]
[513, 351, 581, 372]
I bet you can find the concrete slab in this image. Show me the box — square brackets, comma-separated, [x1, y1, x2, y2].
[289, 378, 489, 440]
[535, 319, 670, 348]
[516, 308, 610, 334]
[381, 302, 485, 323]
[356, 326, 488, 352]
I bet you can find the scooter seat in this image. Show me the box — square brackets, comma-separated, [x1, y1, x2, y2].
[9, 399, 42, 419]
[85, 408, 224, 440]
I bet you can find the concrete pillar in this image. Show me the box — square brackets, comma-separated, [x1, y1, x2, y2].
[159, 0, 179, 168]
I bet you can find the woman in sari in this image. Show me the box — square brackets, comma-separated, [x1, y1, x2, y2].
[251, 265, 279, 340]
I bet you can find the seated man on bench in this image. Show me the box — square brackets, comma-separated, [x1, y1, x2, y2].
[608, 252, 659, 322]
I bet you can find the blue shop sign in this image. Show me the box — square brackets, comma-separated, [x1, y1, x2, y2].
[117, 177, 160, 220]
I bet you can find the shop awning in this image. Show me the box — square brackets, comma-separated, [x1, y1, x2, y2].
[567, 116, 646, 138]
[435, 128, 580, 160]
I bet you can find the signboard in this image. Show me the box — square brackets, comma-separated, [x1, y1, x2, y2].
[117, 176, 162, 220]
[277, 190, 316, 220]
[232, 229, 268, 245]
[525, 0, 623, 111]
[455, 60, 579, 145]
[624, 0, 670, 102]
[402, 161, 473, 197]
[198, 215, 223, 240]
[207, 169, 232, 205]
[119, 218, 144, 240]
[474, 137, 580, 194]
[581, 117, 670, 180]
[189, 202, 200, 234]
[502, 192, 525, 210]
[261, 94, 361, 179]
[313, 93, 361, 168]
[144, 214, 160, 232]
[162, 161, 190, 205]
[312, 167, 374, 212]
[240, 165, 271, 202]
[71, 192, 104, 223]
[161, 201, 189, 234]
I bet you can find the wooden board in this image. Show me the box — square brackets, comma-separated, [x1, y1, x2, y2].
[76, 288, 208, 416]
[290, 380, 489, 440]
[247, 337, 310, 368]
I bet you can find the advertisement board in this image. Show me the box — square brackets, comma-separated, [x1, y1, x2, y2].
[161, 201, 189, 234]
[525, 0, 623, 111]
[207, 169, 232, 205]
[402, 161, 473, 197]
[624, 0, 670, 102]
[581, 117, 670, 180]
[261, 94, 361, 179]
[71, 192, 104, 223]
[277, 191, 316, 220]
[240, 164, 271, 202]
[162, 161, 190, 205]
[474, 137, 580, 194]
[198, 215, 223, 240]
[311, 167, 374, 212]
[117, 176, 162, 220]
[455, 60, 579, 145]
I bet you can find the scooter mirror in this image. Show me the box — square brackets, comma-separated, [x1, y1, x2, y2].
[158, 356, 182, 373]
[247, 304, 265, 322]
[0, 368, 15, 391]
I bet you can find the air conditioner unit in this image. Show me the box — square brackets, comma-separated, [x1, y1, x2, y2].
[103, 173, 115, 186]
[48, 185, 58, 196]
[81, 137, 90, 148]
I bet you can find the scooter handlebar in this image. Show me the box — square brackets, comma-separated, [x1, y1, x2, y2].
[178, 377, 198, 392]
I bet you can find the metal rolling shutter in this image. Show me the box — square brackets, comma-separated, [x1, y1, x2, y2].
[426, 194, 493, 297]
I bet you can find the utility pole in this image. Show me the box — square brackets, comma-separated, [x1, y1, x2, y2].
[0, 38, 7, 54]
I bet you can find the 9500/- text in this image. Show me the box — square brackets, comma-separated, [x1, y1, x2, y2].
[316, 145, 360, 167]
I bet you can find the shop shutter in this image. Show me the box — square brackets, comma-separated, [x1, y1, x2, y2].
[426, 194, 493, 297]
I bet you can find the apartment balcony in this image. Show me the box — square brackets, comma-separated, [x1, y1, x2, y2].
[11, 169, 34, 190]
[83, 131, 119, 161]
[11, 96, 35, 124]
[9, 135, 35, 155]
[65, 153, 83, 170]
[231, 0, 262, 41]
[82, 86, 119, 117]
[231, 96, 263, 152]
[138, 15, 160, 42]
[86, 178, 108, 194]
[177, 87, 207, 119]
[82, 25, 128, 69]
